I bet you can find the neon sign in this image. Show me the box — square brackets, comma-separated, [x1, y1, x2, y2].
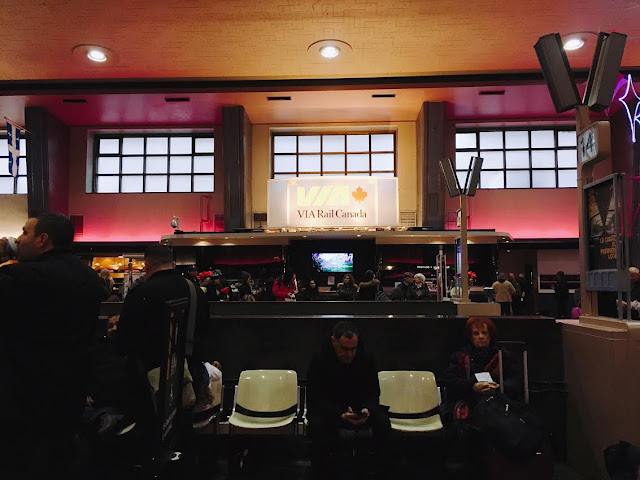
[617, 74, 640, 143]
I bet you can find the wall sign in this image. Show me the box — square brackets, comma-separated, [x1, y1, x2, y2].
[268, 177, 399, 228]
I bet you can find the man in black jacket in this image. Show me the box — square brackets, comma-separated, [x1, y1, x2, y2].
[307, 321, 390, 477]
[0, 212, 105, 478]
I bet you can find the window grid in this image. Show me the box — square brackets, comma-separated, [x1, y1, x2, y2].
[0, 134, 28, 195]
[271, 132, 397, 178]
[93, 133, 215, 194]
[455, 127, 578, 189]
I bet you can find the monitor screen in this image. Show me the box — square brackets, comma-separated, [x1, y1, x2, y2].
[312, 253, 353, 273]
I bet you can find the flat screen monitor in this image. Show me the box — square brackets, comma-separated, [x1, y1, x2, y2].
[312, 253, 353, 273]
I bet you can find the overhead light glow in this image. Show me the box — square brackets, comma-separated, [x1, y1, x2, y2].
[87, 49, 107, 62]
[563, 37, 584, 51]
[320, 45, 340, 58]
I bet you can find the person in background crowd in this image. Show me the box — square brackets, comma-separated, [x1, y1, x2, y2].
[205, 272, 230, 301]
[492, 272, 516, 315]
[290, 271, 299, 295]
[300, 279, 320, 301]
[508, 272, 522, 314]
[186, 266, 199, 285]
[0, 212, 105, 477]
[307, 321, 391, 478]
[238, 271, 254, 301]
[99, 268, 115, 300]
[554, 270, 570, 319]
[357, 270, 380, 301]
[621, 266, 640, 320]
[273, 271, 295, 301]
[0, 236, 18, 267]
[517, 273, 534, 314]
[337, 273, 358, 301]
[391, 272, 414, 301]
[407, 273, 434, 301]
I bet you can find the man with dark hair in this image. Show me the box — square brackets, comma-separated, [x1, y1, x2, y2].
[390, 272, 414, 301]
[117, 243, 212, 461]
[0, 212, 105, 477]
[306, 321, 391, 477]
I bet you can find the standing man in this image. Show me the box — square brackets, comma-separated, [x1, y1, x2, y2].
[621, 266, 640, 320]
[306, 321, 391, 478]
[508, 272, 522, 314]
[492, 273, 516, 316]
[554, 271, 570, 319]
[0, 212, 105, 478]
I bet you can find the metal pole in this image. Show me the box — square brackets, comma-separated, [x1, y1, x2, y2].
[460, 194, 469, 302]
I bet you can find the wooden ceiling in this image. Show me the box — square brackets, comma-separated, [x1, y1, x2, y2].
[1, 0, 639, 81]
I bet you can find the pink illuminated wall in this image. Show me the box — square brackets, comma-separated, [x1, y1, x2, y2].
[445, 188, 579, 239]
[67, 127, 223, 242]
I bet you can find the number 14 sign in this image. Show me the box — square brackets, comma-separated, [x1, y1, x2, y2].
[577, 121, 610, 166]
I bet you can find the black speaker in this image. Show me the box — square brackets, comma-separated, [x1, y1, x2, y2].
[465, 157, 483, 197]
[583, 32, 627, 112]
[439, 158, 461, 197]
[534, 33, 581, 113]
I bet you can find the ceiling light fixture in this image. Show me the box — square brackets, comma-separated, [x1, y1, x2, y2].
[319, 45, 340, 58]
[87, 49, 107, 62]
[71, 44, 118, 65]
[563, 37, 584, 51]
[307, 39, 352, 62]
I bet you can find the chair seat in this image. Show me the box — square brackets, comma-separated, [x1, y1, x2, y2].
[389, 414, 443, 432]
[228, 411, 296, 429]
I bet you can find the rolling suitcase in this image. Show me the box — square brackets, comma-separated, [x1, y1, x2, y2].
[486, 341, 553, 480]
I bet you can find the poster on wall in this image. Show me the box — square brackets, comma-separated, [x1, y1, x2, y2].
[267, 177, 399, 228]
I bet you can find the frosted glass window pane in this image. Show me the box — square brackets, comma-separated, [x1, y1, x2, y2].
[195, 137, 214, 153]
[273, 173, 296, 179]
[298, 155, 321, 172]
[0, 177, 14, 194]
[371, 153, 394, 171]
[323, 135, 345, 153]
[506, 171, 530, 188]
[170, 137, 192, 154]
[96, 176, 119, 193]
[322, 173, 346, 177]
[323, 154, 345, 171]
[193, 175, 214, 192]
[169, 175, 191, 192]
[97, 156, 119, 174]
[455, 152, 474, 170]
[19, 138, 26, 152]
[532, 170, 556, 188]
[479, 151, 503, 169]
[274, 136, 297, 154]
[99, 138, 119, 154]
[170, 156, 192, 173]
[274, 155, 296, 173]
[298, 136, 320, 153]
[557, 131, 576, 147]
[531, 130, 554, 148]
[505, 150, 529, 169]
[371, 172, 394, 177]
[371, 134, 394, 152]
[532, 150, 555, 168]
[146, 156, 168, 174]
[18, 157, 26, 175]
[0, 159, 8, 175]
[347, 135, 369, 152]
[456, 172, 467, 189]
[0, 141, 7, 155]
[16, 177, 27, 194]
[347, 154, 369, 171]
[121, 176, 143, 193]
[346, 172, 369, 176]
[480, 171, 504, 189]
[558, 170, 577, 188]
[505, 131, 529, 149]
[193, 156, 214, 173]
[147, 137, 168, 155]
[557, 150, 577, 168]
[479, 131, 503, 149]
[456, 133, 476, 149]
[145, 175, 167, 192]
[297, 173, 321, 177]
[121, 156, 143, 174]
[122, 137, 144, 154]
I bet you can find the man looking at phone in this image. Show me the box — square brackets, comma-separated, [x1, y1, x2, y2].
[306, 321, 390, 477]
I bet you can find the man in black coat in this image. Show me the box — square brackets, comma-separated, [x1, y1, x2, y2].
[0, 212, 105, 478]
[306, 321, 390, 477]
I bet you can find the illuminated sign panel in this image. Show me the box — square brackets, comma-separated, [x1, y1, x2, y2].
[268, 177, 399, 228]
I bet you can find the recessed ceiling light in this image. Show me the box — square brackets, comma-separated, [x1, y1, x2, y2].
[87, 49, 107, 62]
[319, 45, 340, 58]
[563, 37, 584, 51]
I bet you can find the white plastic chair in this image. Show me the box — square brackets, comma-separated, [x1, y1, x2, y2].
[228, 370, 299, 430]
[378, 371, 443, 432]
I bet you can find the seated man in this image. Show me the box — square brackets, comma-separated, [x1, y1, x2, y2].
[306, 321, 390, 477]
